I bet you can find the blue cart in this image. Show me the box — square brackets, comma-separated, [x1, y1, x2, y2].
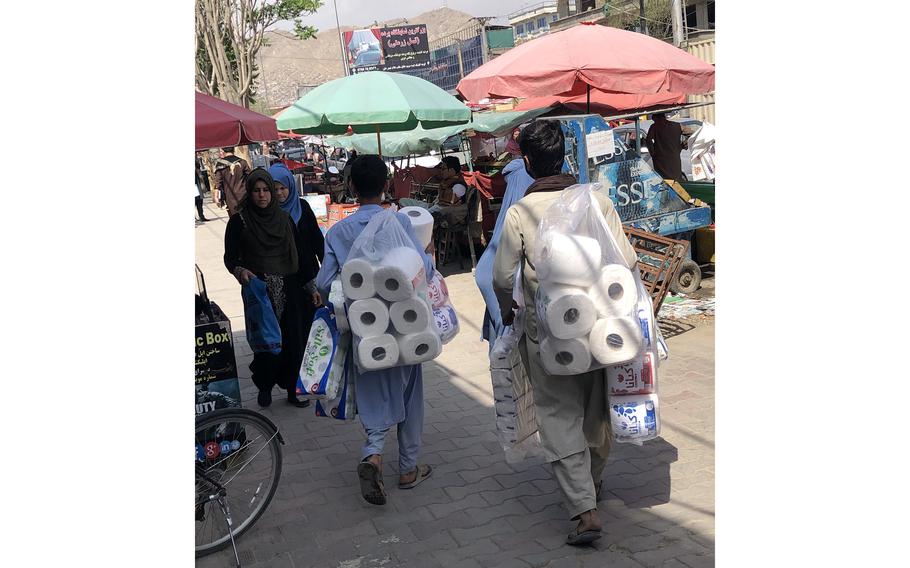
[554, 114, 712, 293]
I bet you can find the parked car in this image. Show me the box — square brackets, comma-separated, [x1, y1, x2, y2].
[612, 118, 702, 180]
[354, 48, 382, 67]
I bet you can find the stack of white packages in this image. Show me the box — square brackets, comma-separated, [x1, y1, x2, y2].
[341, 245, 442, 371]
[605, 277, 661, 444]
[490, 335, 543, 463]
[427, 270, 460, 344]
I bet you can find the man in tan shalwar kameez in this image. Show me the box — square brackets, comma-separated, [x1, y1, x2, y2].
[493, 119, 638, 546]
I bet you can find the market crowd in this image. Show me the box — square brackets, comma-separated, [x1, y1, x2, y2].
[195, 117, 683, 545]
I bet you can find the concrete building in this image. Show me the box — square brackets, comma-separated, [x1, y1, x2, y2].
[507, 1, 560, 45]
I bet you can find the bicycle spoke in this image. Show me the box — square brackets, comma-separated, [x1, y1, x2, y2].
[196, 411, 281, 557]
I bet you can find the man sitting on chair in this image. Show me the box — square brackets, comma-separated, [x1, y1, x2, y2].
[426, 156, 468, 223]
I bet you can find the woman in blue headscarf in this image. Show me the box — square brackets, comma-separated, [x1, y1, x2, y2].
[268, 163, 326, 396]
[474, 153, 535, 347]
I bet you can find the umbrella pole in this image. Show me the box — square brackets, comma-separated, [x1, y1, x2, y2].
[586, 84, 591, 114]
[635, 115, 642, 157]
[376, 126, 382, 160]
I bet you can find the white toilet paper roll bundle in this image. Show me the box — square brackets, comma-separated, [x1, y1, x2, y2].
[609, 393, 660, 443]
[347, 298, 390, 338]
[329, 280, 349, 332]
[607, 352, 655, 395]
[341, 259, 376, 300]
[374, 246, 427, 301]
[589, 317, 643, 365]
[397, 330, 442, 364]
[539, 336, 593, 375]
[588, 264, 638, 317]
[356, 334, 400, 371]
[433, 305, 459, 344]
[536, 233, 602, 288]
[538, 285, 597, 339]
[400, 206, 434, 251]
[389, 297, 432, 335]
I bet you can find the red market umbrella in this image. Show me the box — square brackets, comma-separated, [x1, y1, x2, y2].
[513, 89, 687, 115]
[456, 23, 714, 104]
[195, 91, 280, 151]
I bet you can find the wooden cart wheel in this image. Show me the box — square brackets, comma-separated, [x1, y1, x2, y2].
[670, 259, 702, 295]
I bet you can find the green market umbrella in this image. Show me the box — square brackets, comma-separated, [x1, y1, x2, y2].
[276, 71, 471, 158]
[323, 108, 549, 158]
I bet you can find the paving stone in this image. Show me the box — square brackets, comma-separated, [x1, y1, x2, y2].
[678, 553, 715, 568]
[431, 538, 500, 566]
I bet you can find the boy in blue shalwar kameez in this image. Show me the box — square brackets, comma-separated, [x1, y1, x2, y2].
[316, 155, 435, 505]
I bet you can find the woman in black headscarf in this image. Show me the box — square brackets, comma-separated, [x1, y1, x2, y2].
[224, 170, 319, 408]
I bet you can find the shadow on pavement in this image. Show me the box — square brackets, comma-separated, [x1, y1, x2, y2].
[658, 319, 696, 339]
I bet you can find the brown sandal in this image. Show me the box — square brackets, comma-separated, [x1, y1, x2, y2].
[357, 460, 387, 505]
[398, 464, 433, 489]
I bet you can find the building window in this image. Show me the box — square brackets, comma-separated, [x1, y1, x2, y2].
[516, 23, 524, 35]
[707, 1, 715, 29]
[552, 13, 558, 22]
[527, 20, 535, 32]
[568, 0, 577, 15]
[538, 17, 547, 29]
[685, 4, 698, 29]
[581, 0, 596, 11]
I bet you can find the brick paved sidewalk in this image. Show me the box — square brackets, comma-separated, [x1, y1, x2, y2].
[195, 202, 715, 568]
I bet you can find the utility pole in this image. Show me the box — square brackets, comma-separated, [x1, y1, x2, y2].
[670, 0, 683, 46]
[333, 0, 349, 76]
[639, 0, 648, 35]
[477, 17, 490, 64]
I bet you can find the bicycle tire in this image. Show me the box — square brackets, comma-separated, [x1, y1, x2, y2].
[195, 408, 283, 557]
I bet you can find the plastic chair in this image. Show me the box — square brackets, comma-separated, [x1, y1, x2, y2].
[434, 186, 478, 270]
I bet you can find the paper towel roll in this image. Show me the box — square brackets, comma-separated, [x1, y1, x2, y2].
[539, 285, 597, 340]
[348, 298, 390, 338]
[589, 264, 638, 317]
[539, 336, 593, 375]
[589, 317, 643, 365]
[389, 297, 432, 335]
[356, 334, 400, 370]
[607, 352, 655, 395]
[426, 271, 450, 308]
[329, 279, 349, 332]
[398, 330, 442, 364]
[609, 394, 660, 442]
[536, 233, 602, 287]
[433, 306, 459, 344]
[400, 206, 434, 251]
[375, 246, 427, 301]
[341, 258, 376, 300]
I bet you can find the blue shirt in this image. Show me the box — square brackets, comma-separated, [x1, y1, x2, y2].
[315, 204, 435, 430]
[474, 158, 535, 342]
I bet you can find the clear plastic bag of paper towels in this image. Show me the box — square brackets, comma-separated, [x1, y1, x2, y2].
[342, 209, 440, 371]
[532, 184, 646, 375]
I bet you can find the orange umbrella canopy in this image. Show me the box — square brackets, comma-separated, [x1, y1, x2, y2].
[457, 23, 714, 103]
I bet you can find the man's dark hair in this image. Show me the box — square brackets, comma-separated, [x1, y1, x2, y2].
[441, 155, 461, 172]
[518, 119, 565, 178]
[221, 146, 235, 154]
[350, 155, 387, 199]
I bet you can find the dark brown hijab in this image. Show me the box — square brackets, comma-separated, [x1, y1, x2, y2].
[238, 170, 299, 275]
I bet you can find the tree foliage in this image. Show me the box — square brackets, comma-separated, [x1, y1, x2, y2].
[603, 0, 673, 41]
[196, 0, 323, 107]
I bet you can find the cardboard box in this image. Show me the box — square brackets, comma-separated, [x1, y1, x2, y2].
[304, 194, 331, 233]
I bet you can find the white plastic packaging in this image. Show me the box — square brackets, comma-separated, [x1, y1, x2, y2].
[341, 209, 442, 371]
[532, 183, 644, 375]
